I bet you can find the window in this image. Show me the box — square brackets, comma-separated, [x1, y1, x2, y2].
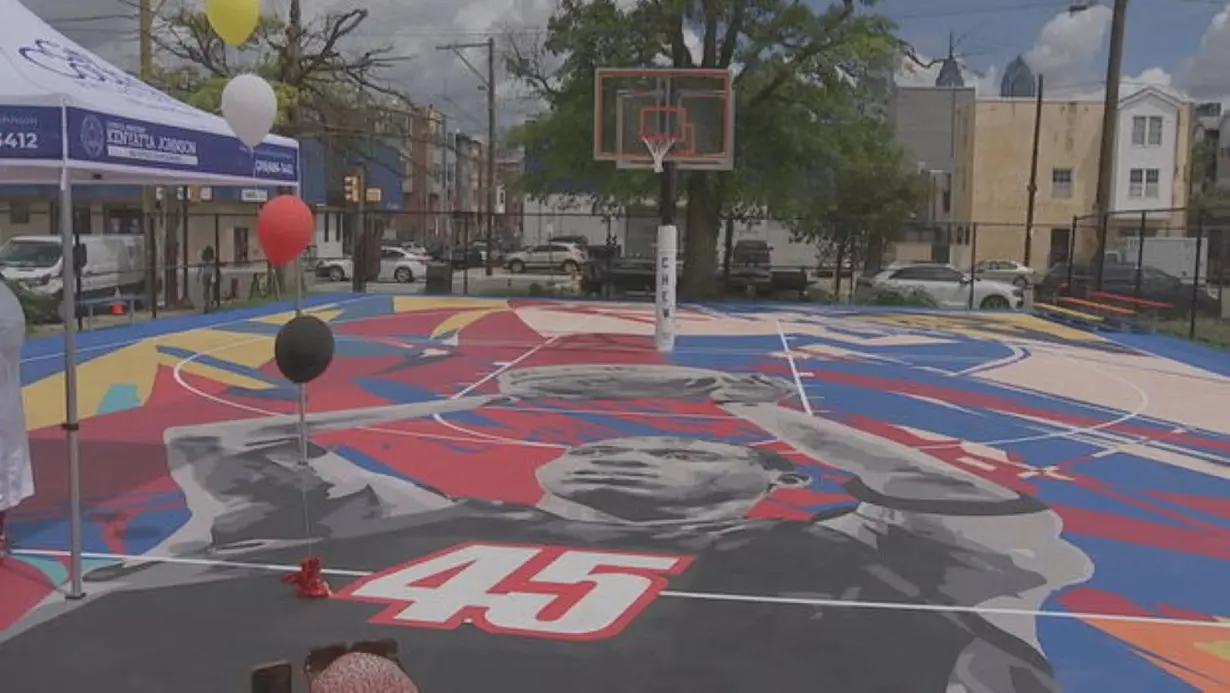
[103, 207, 142, 235]
[1147, 116, 1163, 146]
[1131, 116, 1146, 145]
[892, 265, 962, 282]
[8, 202, 30, 225]
[1051, 168, 1073, 198]
[1132, 115, 1163, 147]
[233, 227, 250, 264]
[1129, 168, 1143, 198]
[1145, 168, 1160, 198]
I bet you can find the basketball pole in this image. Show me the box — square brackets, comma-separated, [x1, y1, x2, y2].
[655, 163, 679, 354]
[654, 77, 678, 353]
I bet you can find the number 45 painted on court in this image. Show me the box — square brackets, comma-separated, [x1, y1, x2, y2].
[335, 542, 694, 641]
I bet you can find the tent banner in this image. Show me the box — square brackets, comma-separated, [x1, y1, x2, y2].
[64, 107, 299, 184]
[0, 106, 63, 161]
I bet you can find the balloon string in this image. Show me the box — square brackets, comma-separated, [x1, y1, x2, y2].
[297, 384, 314, 557]
[292, 249, 315, 558]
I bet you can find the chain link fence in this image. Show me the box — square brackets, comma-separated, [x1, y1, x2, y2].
[1047, 206, 1229, 348]
[2, 201, 1225, 348]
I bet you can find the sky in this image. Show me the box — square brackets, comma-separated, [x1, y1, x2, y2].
[21, 0, 1230, 138]
[890, 0, 1230, 102]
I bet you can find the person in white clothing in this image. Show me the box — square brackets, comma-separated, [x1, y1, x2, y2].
[0, 281, 32, 552]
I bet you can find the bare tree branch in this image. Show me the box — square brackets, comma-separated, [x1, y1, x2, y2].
[151, 0, 411, 143]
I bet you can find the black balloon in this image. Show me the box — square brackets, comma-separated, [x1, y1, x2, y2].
[274, 315, 335, 384]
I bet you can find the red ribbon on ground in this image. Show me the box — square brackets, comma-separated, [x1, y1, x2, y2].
[282, 556, 332, 598]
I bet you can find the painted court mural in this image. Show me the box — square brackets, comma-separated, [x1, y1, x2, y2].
[0, 295, 1227, 692]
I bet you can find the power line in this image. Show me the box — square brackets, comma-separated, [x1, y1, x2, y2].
[894, 1, 1071, 20]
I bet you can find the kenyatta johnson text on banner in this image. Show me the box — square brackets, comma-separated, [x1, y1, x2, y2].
[0, 107, 63, 161]
[65, 108, 298, 183]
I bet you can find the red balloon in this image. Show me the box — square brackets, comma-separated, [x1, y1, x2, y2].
[257, 194, 314, 266]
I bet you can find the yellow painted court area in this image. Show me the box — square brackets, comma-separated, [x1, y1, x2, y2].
[861, 311, 1108, 342]
[19, 297, 515, 432]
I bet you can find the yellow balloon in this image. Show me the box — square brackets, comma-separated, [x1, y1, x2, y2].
[205, 0, 260, 46]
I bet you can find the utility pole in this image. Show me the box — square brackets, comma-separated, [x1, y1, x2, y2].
[139, 0, 157, 315]
[436, 39, 497, 276]
[1090, 0, 1128, 289]
[1024, 74, 1044, 267]
[487, 37, 497, 278]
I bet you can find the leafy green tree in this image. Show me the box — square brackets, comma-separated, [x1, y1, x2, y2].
[784, 118, 925, 288]
[507, 0, 911, 297]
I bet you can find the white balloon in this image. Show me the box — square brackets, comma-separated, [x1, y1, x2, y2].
[221, 74, 277, 148]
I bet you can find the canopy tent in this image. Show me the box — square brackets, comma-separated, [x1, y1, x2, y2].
[0, 0, 299, 186]
[0, 0, 301, 598]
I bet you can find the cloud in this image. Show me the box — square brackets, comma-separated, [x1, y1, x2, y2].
[1022, 2, 1112, 95]
[21, 0, 550, 136]
[1177, 2, 1230, 101]
[894, 54, 999, 94]
[897, 4, 1189, 104]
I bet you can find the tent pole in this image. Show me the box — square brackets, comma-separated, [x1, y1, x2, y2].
[58, 167, 85, 600]
[292, 231, 309, 501]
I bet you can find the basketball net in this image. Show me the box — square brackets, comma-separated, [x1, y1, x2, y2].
[641, 135, 678, 173]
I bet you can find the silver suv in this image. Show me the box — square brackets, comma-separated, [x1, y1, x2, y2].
[504, 242, 588, 274]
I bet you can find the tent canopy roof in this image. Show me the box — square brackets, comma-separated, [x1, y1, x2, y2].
[0, 0, 299, 188]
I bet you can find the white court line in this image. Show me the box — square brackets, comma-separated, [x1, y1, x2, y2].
[914, 347, 1151, 452]
[776, 320, 813, 415]
[433, 313, 599, 445]
[171, 334, 565, 449]
[11, 548, 1228, 630]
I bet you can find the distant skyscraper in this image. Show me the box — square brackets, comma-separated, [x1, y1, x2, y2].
[934, 33, 965, 88]
[1001, 56, 1036, 98]
[935, 57, 964, 88]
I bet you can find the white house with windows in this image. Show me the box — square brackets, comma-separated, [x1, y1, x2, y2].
[1111, 86, 1192, 233]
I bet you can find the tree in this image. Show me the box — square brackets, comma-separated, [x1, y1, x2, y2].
[506, 0, 912, 297]
[783, 117, 925, 290]
[150, 1, 408, 151]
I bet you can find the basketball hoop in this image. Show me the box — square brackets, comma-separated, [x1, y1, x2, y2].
[641, 134, 679, 173]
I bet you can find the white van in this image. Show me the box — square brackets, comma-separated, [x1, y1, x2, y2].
[0, 234, 146, 300]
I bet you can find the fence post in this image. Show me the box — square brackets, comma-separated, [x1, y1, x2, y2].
[1134, 210, 1146, 300]
[1066, 216, 1077, 293]
[1219, 219, 1227, 314]
[147, 209, 159, 319]
[967, 222, 978, 310]
[1189, 208, 1205, 340]
[213, 213, 222, 310]
[462, 216, 470, 296]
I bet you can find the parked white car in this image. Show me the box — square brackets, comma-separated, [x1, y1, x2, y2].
[317, 246, 427, 283]
[868, 263, 1023, 310]
[973, 259, 1038, 287]
[504, 242, 587, 274]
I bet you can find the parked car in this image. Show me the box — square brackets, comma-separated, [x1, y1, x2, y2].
[731, 240, 771, 266]
[504, 242, 588, 274]
[315, 245, 426, 283]
[974, 259, 1038, 287]
[866, 263, 1023, 310]
[1038, 262, 1220, 317]
[395, 241, 430, 258]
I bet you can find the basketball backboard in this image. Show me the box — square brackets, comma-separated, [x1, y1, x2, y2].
[593, 68, 734, 171]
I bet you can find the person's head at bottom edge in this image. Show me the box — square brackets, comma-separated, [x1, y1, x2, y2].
[309, 652, 420, 693]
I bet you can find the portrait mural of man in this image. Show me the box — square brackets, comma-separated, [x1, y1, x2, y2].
[0, 363, 1093, 692]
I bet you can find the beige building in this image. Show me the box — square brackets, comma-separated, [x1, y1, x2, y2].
[952, 86, 1193, 269]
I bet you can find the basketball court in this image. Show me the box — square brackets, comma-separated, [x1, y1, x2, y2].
[0, 294, 1227, 691]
